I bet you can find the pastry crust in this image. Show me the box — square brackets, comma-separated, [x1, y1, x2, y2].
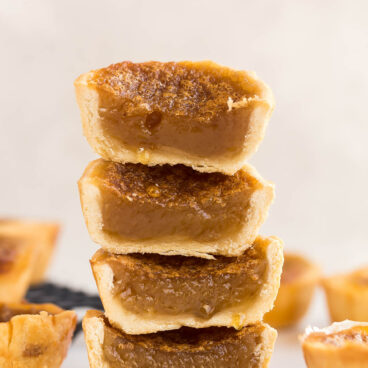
[83, 310, 277, 368]
[264, 253, 320, 328]
[0, 234, 35, 303]
[0, 219, 60, 284]
[0, 302, 76, 368]
[79, 159, 274, 258]
[91, 235, 283, 334]
[301, 321, 368, 368]
[322, 266, 368, 322]
[74, 61, 274, 175]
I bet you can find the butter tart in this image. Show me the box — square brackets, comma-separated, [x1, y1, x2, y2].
[0, 234, 35, 303]
[0, 302, 76, 368]
[0, 219, 60, 284]
[91, 235, 283, 334]
[322, 266, 368, 322]
[79, 159, 274, 258]
[301, 320, 368, 368]
[83, 310, 277, 368]
[264, 252, 320, 328]
[74, 61, 274, 175]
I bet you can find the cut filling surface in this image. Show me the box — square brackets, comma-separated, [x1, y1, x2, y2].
[102, 317, 264, 368]
[92, 160, 259, 243]
[97, 242, 267, 319]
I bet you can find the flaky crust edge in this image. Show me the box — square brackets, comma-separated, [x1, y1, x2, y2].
[91, 235, 283, 334]
[78, 160, 274, 259]
[74, 62, 275, 175]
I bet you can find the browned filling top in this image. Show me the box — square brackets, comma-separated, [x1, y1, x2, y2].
[98, 243, 267, 318]
[90, 61, 257, 122]
[93, 160, 258, 208]
[0, 237, 20, 274]
[281, 254, 310, 284]
[102, 316, 264, 367]
[349, 268, 368, 287]
[0, 305, 51, 323]
[307, 327, 368, 345]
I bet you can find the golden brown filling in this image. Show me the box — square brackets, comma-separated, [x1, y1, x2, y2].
[93, 161, 258, 243]
[350, 268, 368, 286]
[0, 305, 47, 323]
[0, 237, 19, 274]
[104, 244, 267, 319]
[92, 61, 259, 158]
[102, 317, 264, 368]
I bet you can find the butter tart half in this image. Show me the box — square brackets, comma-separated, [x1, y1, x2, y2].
[74, 60, 274, 175]
[79, 159, 274, 258]
[322, 266, 368, 322]
[264, 252, 320, 328]
[0, 219, 60, 284]
[301, 320, 368, 368]
[91, 235, 283, 334]
[0, 302, 76, 368]
[0, 234, 35, 303]
[83, 310, 277, 368]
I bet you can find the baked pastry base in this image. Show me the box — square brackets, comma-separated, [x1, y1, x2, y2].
[0, 219, 60, 284]
[74, 60, 274, 175]
[79, 159, 274, 258]
[301, 320, 368, 368]
[0, 302, 76, 368]
[83, 310, 277, 368]
[322, 266, 368, 322]
[264, 252, 320, 328]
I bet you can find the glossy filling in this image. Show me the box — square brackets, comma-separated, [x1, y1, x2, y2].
[102, 319, 264, 368]
[92, 161, 258, 243]
[104, 244, 267, 319]
[93, 61, 258, 158]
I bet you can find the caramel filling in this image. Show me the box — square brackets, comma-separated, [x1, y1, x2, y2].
[0, 237, 19, 274]
[92, 161, 258, 243]
[91, 61, 260, 159]
[0, 305, 48, 323]
[104, 244, 267, 319]
[307, 327, 368, 345]
[102, 318, 264, 368]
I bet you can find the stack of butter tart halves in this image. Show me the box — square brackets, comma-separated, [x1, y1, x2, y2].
[75, 61, 284, 368]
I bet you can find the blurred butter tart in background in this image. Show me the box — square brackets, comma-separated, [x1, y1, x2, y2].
[301, 321, 368, 368]
[74, 61, 274, 175]
[91, 235, 283, 334]
[0, 219, 60, 285]
[79, 159, 274, 258]
[0, 302, 76, 368]
[0, 234, 35, 303]
[264, 252, 320, 328]
[323, 266, 368, 322]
